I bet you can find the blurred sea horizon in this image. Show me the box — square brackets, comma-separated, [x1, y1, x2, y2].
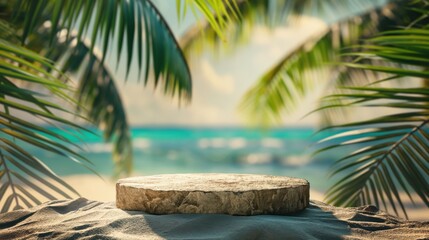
[15, 126, 429, 220]
[30, 126, 346, 194]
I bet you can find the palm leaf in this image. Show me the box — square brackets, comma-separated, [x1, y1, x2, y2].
[8, 0, 191, 177]
[181, 0, 414, 127]
[0, 0, 242, 212]
[316, 14, 429, 218]
[177, 0, 240, 41]
[0, 40, 93, 212]
[0, 19, 20, 43]
[7, 0, 227, 177]
[241, 0, 425, 127]
[180, 0, 389, 54]
[238, 30, 332, 126]
[238, 10, 384, 126]
[25, 27, 133, 177]
[12, 0, 240, 99]
[73, 49, 132, 177]
[12, 0, 192, 100]
[5, 0, 241, 177]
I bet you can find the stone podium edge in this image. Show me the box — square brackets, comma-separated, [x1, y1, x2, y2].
[116, 174, 310, 215]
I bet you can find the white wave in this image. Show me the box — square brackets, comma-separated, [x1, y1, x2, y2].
[198, 138, 227, 148]
[241, 153, 272, 165]
[281, 155, 311, 167]
[261, 138, 283, 148]
[134, 138, 151, 149]
[228, 138, 246, 149]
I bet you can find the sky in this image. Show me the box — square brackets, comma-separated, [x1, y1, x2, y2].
[9, 1, 394, 128]
[113, 2, 330, 127]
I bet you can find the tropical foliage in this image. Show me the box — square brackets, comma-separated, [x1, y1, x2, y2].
[316, 3, 429, 218]
[0, 38, 91, 212]
[0, 0, 238, 212]
[182, 0, 429, 218]
[185, 0, 414, 126]
[2, 0, 428, 219]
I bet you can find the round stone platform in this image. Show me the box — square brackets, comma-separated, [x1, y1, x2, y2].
[116, 174, 309, 215]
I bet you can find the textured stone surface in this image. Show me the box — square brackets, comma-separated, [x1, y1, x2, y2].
[116, 174, 309, 215]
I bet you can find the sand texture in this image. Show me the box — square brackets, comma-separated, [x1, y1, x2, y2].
[116, 174, 309, 215]
[1, 198, 428, 239]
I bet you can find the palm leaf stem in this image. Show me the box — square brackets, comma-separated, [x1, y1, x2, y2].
[0, 99, 19, 208]
[375, 119, 429, 174]
[0, 148, 19, 207]
[330, 119, 429, 213]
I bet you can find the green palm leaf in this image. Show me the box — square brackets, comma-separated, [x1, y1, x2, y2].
[181, 0, 395, 126]
[73, 49, 132, 177]
[317, 11, 429, 218]
[177, 0, 240, 41]
[238, 31, 333, 126]
[238, 14, 382, 126]
[26, 27, 133, 177]
[8, 0, 191, 177]
[0, 40, 93, 212]
[12, 0, 192, 99]
[7, 0, 239, 177]
[181, 0, 389, 53]
[0, 0, 241, 212]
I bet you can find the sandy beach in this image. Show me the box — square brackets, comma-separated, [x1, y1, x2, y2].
[1, 174, 429, 239]
[1, 174, 427, 222]
[2, 197, 429, 239]
[62, 174, 429, 221]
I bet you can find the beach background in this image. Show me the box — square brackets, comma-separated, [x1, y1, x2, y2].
[19, 126, 425, 221]
[3, 0, 427, 222]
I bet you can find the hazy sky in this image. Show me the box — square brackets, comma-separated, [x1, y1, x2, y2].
[104, 0, 393, 127]
[115, 2, 329, 127]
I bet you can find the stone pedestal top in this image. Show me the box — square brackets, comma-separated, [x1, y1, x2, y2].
[116, 173, 309, 215]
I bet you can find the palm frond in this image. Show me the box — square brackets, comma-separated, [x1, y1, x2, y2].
[0, 0, 244, 212]
[181, 0, 408, 127]
[177, 0, 240, 41]
[73, 48, 132, 178]
[238, 10, 383, 126]
[318, 86, 429, 219]
[239, 0, 421, 126]
[317, 24, 429, 218]
[0, 19, 19, 43]
[25, 27, 133, 177]
[0, 40, 93, 212]
[8, 0, 232, 176]
[8, 0, 198, 177]
[181, 0, 389, 54]
[5, 0, 243, 177]
[238, 29, 331, 126]
[71, 45, 132, 177]
[13, 0, 192, 100]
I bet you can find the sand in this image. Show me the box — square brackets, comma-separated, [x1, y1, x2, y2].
[1, 198, 428, 239]
[64, 175, 429, 221]
[1, 174, 428, 239]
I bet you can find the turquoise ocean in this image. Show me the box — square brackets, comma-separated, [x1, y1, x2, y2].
[29, 127, 347, 194]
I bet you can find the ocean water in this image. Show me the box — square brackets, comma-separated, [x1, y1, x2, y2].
[27, 127, 348, 193]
